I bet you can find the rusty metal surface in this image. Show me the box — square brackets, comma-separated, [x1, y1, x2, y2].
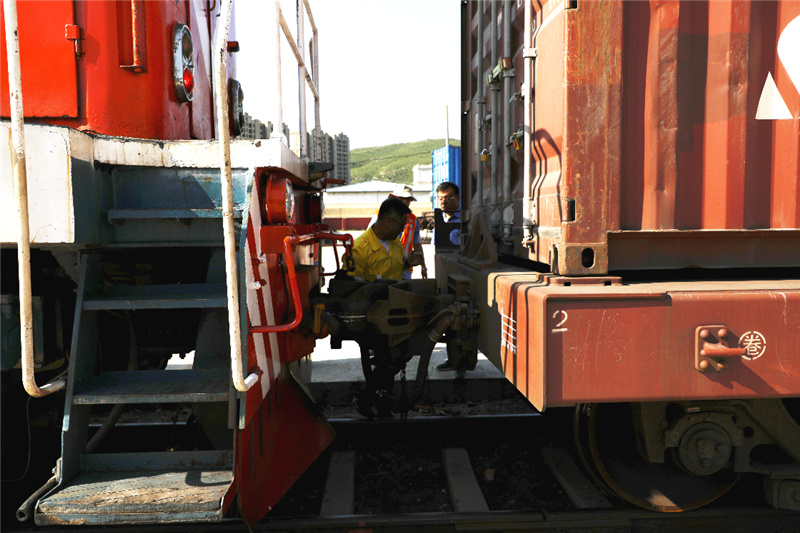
[37, 469, 232, 525]
[438, 254, 800, 410]
[461, 0, 800, 275]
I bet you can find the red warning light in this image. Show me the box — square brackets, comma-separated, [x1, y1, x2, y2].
[183, 68, 194, 94]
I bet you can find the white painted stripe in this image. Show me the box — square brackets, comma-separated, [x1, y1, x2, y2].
[247, 177, 282, 396]
[245, 222, 271, 398]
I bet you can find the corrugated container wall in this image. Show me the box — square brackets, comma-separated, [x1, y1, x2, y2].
[461, 0, 800, 276]
[432, 145, 462, 205]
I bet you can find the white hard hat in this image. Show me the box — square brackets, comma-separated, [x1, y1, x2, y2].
[391, 184, 416, 201]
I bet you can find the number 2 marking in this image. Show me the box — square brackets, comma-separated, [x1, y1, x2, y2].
[552, 310, 568, 333]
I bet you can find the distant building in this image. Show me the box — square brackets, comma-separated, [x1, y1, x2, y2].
[412, 164, 432, 189]
[287, 129, 350, 183]
[243, 115, 349, 183]
[240, 113, 289, 142]
[333, 133, 350, 183]
[322, 180, 432, 231]
[241, 113, 269, 139]
[317, 130, 334, 164]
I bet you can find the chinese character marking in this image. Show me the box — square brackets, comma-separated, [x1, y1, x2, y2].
[740, 331, 767, 360]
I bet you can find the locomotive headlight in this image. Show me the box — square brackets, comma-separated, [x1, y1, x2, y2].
[264, 177, 295, 224]
[283, 179, 295, 222]
[173, 24, 195, 103]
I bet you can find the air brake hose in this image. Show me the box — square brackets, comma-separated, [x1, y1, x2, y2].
[16, 475, 57, 522]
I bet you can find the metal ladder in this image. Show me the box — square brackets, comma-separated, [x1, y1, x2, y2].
[33, 174, 243, 525]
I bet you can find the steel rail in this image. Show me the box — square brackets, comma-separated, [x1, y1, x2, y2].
[3, 0, 65, 397]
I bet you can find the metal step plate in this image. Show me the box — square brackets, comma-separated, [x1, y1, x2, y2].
[35, 451, 234, 526]
[73, 369, 229, 404]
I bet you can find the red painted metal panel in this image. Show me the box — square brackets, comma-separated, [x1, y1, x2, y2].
[0, 0, 79, 117]
[461, 0, 800, 274]
[1, 0, 219, 140]
[493, 273, 800, 410]
[236, 371, 335, 527]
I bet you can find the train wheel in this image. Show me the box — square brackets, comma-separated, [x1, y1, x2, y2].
[574, 403, 739, 511]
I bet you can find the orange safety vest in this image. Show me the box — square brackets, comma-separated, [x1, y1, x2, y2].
[399, 212, 416, 256]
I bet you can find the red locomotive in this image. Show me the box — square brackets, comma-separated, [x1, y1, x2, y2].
[448, 0, 800, 511]
[1, 0, 339, 527]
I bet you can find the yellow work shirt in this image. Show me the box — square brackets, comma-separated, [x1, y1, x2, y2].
[348, 227, 405, 281]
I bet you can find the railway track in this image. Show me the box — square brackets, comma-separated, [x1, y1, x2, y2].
[7, 411, 798, 532]
[9, 414, 800, 533]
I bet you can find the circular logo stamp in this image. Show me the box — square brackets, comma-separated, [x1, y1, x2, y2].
[739, 331, 767, 360]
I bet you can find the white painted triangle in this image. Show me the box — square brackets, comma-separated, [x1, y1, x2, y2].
[756, 72, 792, 120]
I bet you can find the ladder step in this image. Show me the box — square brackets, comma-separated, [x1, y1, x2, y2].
[73, 370, 229, 404]
[83, 283, 227, 310]
[108, 208, 243, 223]
[36, 451, 233, 526]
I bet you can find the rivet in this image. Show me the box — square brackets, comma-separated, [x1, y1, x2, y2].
[700, 329, 709, 339]
[718, 328, 728, 338]
[699, 360, 709, 370]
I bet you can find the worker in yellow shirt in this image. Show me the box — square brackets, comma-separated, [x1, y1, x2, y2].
[347, 197, 424, 418]
[349, 197, 424, 282]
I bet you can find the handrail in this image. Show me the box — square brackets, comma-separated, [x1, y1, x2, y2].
[323, 233, 355, 277]
[273, 1, 320, 159]
[250, 231, 353, 334]
[120, 0, 146, 71]
[215, 0, 258, 392]
[277, 8, 318, 99]
[3, 0, 65, 397]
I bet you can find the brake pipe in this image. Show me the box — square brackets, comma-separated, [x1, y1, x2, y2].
[250, 231, 351, 334]
[3, 0, 65, 397]
[320, 232, 355, 276]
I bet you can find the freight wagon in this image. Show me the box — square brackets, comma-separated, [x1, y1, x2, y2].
[443, 0, 800, 511]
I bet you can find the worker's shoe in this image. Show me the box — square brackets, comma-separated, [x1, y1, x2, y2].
[455, 369, 467, 379]
[353, 395, 375, 419]
[436, 360, 454, 371]
[374, 389, 395, 418]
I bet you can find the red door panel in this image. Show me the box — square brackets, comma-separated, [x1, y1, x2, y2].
[1, 1, 78, 117]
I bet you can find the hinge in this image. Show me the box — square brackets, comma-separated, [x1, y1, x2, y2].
[65, 24, 83, 58]
[523, 47, 537, 59]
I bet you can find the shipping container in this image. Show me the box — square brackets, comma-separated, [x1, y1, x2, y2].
[432, 144, 462, 204]
[461, 0, 800, 275]
[447, 2, 800, 511]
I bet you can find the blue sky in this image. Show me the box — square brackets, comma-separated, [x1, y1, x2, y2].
[234, 0, 461, 149]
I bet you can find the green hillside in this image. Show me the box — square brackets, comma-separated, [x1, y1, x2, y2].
[350, 139, 460, 184]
